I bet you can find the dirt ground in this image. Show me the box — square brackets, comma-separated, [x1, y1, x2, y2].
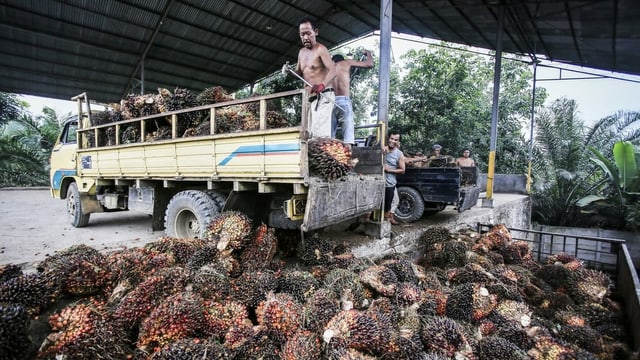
[0, 188, 164, 270]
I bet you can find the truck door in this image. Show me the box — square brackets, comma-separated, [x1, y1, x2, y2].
[50, 119, 79, 197]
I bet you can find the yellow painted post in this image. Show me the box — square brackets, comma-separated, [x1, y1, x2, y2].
[486, 150, 496, 200]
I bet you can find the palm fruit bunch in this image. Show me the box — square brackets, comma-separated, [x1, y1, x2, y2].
[393, 281, 424, 306]
[215, 105, 256, 133]
[105, 247, 176, 288]
[301, 288, 340, 332]
[323, 268, 369, 310]
[417, 288, 448, 317]
[137, 292, 209, 351]
[0, 263, 22, 282]
[475, 336, 529, 360]
[420, 226, 452, 248]
[308, 137, 353, 180]
[241, 223, 279, 272]
[296, 232, 334, 266]
[191, 263, 230, 301]
[144, 124, 171, 141]
[35, 244, 110, 296]
[206, 250, 242, 278]
[154, 87, 173, 113]
[0, 303, 30, 359]
[423, 238, 469, 269]
[266, 110, 290, 128]
[120, 93, 142, 119]
[230, 270, 278, 308]
[121, 124, 140, 144]
[277, 268, 320, 303]
[498, 240, 533, 264]
[144, 237, 206, 265]
[420, 316, 473, 358]
[203, 299, 249, 340]
[162, 87, 202, 135]
[365, 297, 398, 334]
[186, 243, 218, 271]
[473, 223, 512, 253]
[568, 268, 611, 304]
[229, 326, 282, 359]
[322, 309, 386, 356]
[535, 263, 575, 292]
[447, 262, 495, 285]
[527, 333, 593, 360]
[555, 323, 604, 354]
[445, 282, 497, 322]
[222, 319, 254, 352]
[282, 329, 322, 360]
[197, 85, 233, 105]
[206, 211, 252, 251]
[489, 299, 533, 328]
[112, 266, 189, 328]
[383, 332, 428, 360]
[0, 272, 59, 316]
[40, 298, 128, 359]
[359, 264, 398, 297]
[380, 255, 419, 284]
[256, 291, 304, 343]
[152, 337, 230, 360]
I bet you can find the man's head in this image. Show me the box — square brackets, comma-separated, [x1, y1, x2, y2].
[298, 17, 318, 49]
[387, 130, 401, 149]
[432, 144, 442, 153]
[332, 54, 345, 63]
[462, 148, 471, 157]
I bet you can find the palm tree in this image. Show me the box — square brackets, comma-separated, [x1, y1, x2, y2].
[531, 97, 640, 228]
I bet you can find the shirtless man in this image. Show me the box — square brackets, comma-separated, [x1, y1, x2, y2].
[331, 50, 374, 145]
[456, 148, 476, 167]
[294, 17, 336, 138]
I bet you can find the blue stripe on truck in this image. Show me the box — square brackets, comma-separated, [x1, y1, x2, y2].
[51, 169, 77, 190]
[218, 143, 300, 166]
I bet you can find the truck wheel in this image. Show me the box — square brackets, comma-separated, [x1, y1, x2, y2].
[395, 186, 425, 223]
[67, 182, 90, 227]
[165, 190, 221, 239]
[205, 190, 227, 209]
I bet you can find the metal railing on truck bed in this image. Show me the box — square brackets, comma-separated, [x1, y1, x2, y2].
[477, 223, 640, 352]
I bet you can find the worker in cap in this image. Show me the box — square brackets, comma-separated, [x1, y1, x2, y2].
[430, 144, 442, 159]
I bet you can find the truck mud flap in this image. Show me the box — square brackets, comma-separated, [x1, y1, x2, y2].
[302, 174, 384, 232]
[458, 185, 481, 212]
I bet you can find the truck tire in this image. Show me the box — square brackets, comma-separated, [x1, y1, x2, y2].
[165, 190, 221, 239]
[205, 190, 227, 209]
[395, 186, 425, 223]
[67, 182, 90, 227]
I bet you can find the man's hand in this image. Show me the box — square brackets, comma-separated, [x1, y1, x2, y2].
[311, 83, 325, 94]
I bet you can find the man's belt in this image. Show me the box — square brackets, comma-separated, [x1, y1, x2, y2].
[309, 88, 334, 103]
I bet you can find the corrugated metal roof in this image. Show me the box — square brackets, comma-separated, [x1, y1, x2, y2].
[0, 0, 638, 103]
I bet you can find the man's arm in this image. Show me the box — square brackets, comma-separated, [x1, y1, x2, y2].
[347, 50, 374, 69]
[318, 44, 336, 87]
[398, 152, 406, 174]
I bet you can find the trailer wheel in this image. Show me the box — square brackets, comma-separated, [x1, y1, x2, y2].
[165, 190, 221, 239]
[67, 182, 90, 227]
[395, 186, 425, 223]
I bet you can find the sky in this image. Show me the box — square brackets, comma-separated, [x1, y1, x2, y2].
[19, 33, 640, 127]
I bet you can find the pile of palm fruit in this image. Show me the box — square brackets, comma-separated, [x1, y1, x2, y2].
[88, 86, 291, 146]
[1, 220, 637, 359]
[308, 137, 355, 180]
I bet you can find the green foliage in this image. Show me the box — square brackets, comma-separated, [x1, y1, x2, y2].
[531, 97, 640, 229]
[0, 95, 64, 187]
[576, 141, 640, 230]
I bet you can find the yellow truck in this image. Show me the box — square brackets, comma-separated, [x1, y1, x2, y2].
[49, 90, 384, 238]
